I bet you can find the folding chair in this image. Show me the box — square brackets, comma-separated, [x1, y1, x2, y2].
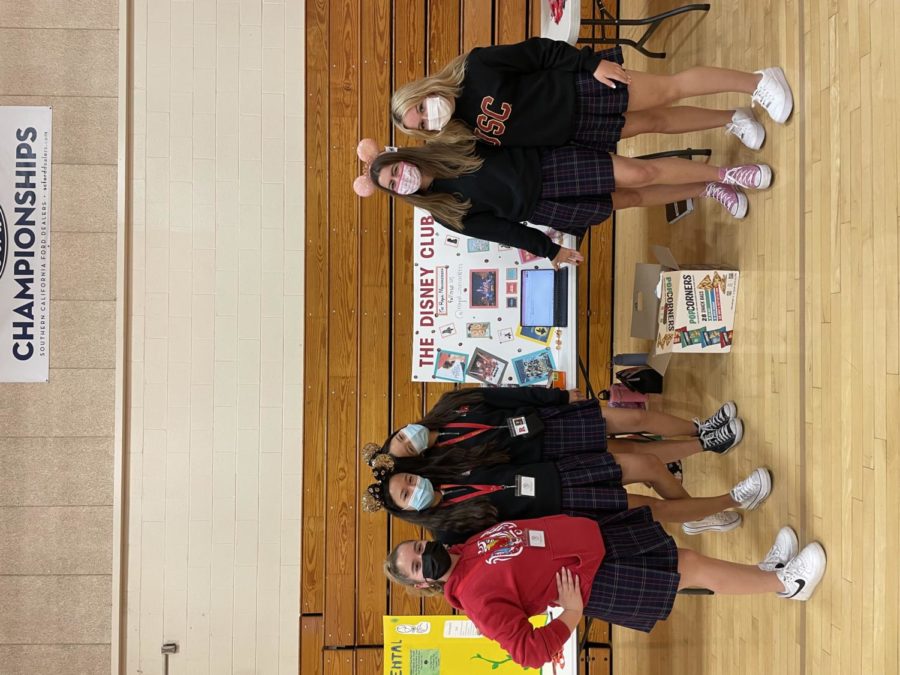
[577, 1, 711, 59]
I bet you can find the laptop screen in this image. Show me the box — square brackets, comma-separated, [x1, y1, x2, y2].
[520, 269, 555, 326]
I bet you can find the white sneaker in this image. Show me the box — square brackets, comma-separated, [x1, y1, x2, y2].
[721, 164, 773, 190]
[730, 467, 772, 510]
[759, 526, 800, 571]
[752, 67, 794, 124]
[703, 182, 748, 219]
[726, 108, 765, 150]
[681, 510, 742, 535]
[776, 542, 827, 601]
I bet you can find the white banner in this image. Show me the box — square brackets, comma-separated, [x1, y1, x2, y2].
[411, 207, 577, 385]
[0, 107, 51, 382]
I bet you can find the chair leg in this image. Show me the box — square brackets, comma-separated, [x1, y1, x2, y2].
[635, 148, 712, 161]
[579, 3, 711, 59]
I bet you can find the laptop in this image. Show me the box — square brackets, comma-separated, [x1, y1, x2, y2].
[520, 268, 568, 327]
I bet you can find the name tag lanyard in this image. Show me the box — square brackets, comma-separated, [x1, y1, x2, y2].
[440, 483, 516, 505]
[436, 422, 505, 447]
[440, 476, 536, 504]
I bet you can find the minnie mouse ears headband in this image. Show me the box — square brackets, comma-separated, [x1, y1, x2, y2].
[360, 447, 396, 513]
[353, 138, 397, 198]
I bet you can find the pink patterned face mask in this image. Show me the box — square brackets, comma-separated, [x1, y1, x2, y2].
[395, 161, 422, 195]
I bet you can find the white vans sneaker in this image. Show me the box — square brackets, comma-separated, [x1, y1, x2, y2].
[759, 526, 800, 571]
[681, 510, 742, 535]
[730, 467, 772, 510]
[703, 182, 748, 219]
[752, 67, 794, 124]
[776, 542, 827, 601]
[726, 108, 765, 150]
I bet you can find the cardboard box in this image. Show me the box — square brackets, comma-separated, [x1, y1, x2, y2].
[630, 246, 740, 374]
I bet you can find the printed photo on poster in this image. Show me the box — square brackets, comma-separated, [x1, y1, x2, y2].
[512, 348, 556, 385]
[467, 239, 490, 253]
[445, 235, 459, 247]
[516, 325, 552, 346]
[439, 323, 457, 338]
[470, 269, 498, 308]
[433, 350, 468, 383]
[517, 248, 541, 264]
[466, 322, 491, 338]
[466, 348, 508, 386]
[498, 328, 514, 343]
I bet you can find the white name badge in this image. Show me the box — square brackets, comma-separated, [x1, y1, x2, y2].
[515, 475, 536, 497]
[527, 530, 546, 547]
[508, 416, 530, 436]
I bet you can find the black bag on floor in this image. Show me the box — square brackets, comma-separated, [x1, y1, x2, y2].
[615, 366, 663, 395]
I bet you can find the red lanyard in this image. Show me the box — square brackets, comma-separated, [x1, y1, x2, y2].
[436, 422, 502, 447]
[439, 483, 513, 505]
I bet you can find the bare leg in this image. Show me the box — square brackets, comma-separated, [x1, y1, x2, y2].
[628, 494, 736, 523]
[613, 452, 691, 498]
[626, 68, 763, 112]
[621, 106, 735, 139]
[611, 184, 709, 211]
[607, 438, 703, 463]
[677, 549, 783, 594]
[611, 154, 721, 188]
[603, 407, 698, 436]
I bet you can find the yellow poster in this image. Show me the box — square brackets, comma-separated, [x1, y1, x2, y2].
[382, 611, 578, 675]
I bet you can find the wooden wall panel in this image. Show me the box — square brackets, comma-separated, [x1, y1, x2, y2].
[324, 650, 355, 675]
[463, 0, 493, 50]
[355, 648, 384, 675]
[586, 646, 611, 675]
[389, 0, 428, 618]
[495, 0, 527, 44]
[302, 0, 331, 615]
[356, 0, 393, 647]
[324, 0, 361, 646]
[300, 616, 325, 674]
[423, 0, 463, 617]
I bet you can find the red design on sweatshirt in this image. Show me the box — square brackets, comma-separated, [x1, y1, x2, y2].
[473, 96, 512, 145]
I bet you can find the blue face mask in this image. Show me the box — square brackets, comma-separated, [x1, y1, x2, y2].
[401, 424, 430, 454]
[406, 476, 435, 511]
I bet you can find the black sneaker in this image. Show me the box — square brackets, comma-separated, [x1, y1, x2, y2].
[694, 401, 738, 434]
[700, 418, 743, 454]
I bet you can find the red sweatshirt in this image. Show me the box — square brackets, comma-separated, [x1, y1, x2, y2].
[443, 515, 606, 669]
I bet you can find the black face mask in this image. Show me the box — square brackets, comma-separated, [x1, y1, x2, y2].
[421, 541, 451, 581]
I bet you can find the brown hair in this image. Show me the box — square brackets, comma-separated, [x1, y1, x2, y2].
[368, 141, 483, 230]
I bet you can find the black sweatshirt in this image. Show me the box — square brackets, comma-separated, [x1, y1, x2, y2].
[455, 38, 613, 147]
[429, 144, 561, 257]
[425, 386, 571, 465]
[431, 461, 563, 545]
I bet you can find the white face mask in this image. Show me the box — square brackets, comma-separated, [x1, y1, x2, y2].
[422, 96, 453, 131]
[395, 161, 421, 195]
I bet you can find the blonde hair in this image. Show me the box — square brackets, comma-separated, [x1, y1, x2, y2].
[391, 53, 478, 144]
[384, 543, 446, 598]
[369, 141, 484, 230]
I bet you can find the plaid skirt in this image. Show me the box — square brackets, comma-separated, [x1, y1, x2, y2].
[538, 400, 608, 459]
[572, 47, 629, 152]
[557, 451, 629, 517]
[531, 144, 616, 231]
[585, 506, 680, 632]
